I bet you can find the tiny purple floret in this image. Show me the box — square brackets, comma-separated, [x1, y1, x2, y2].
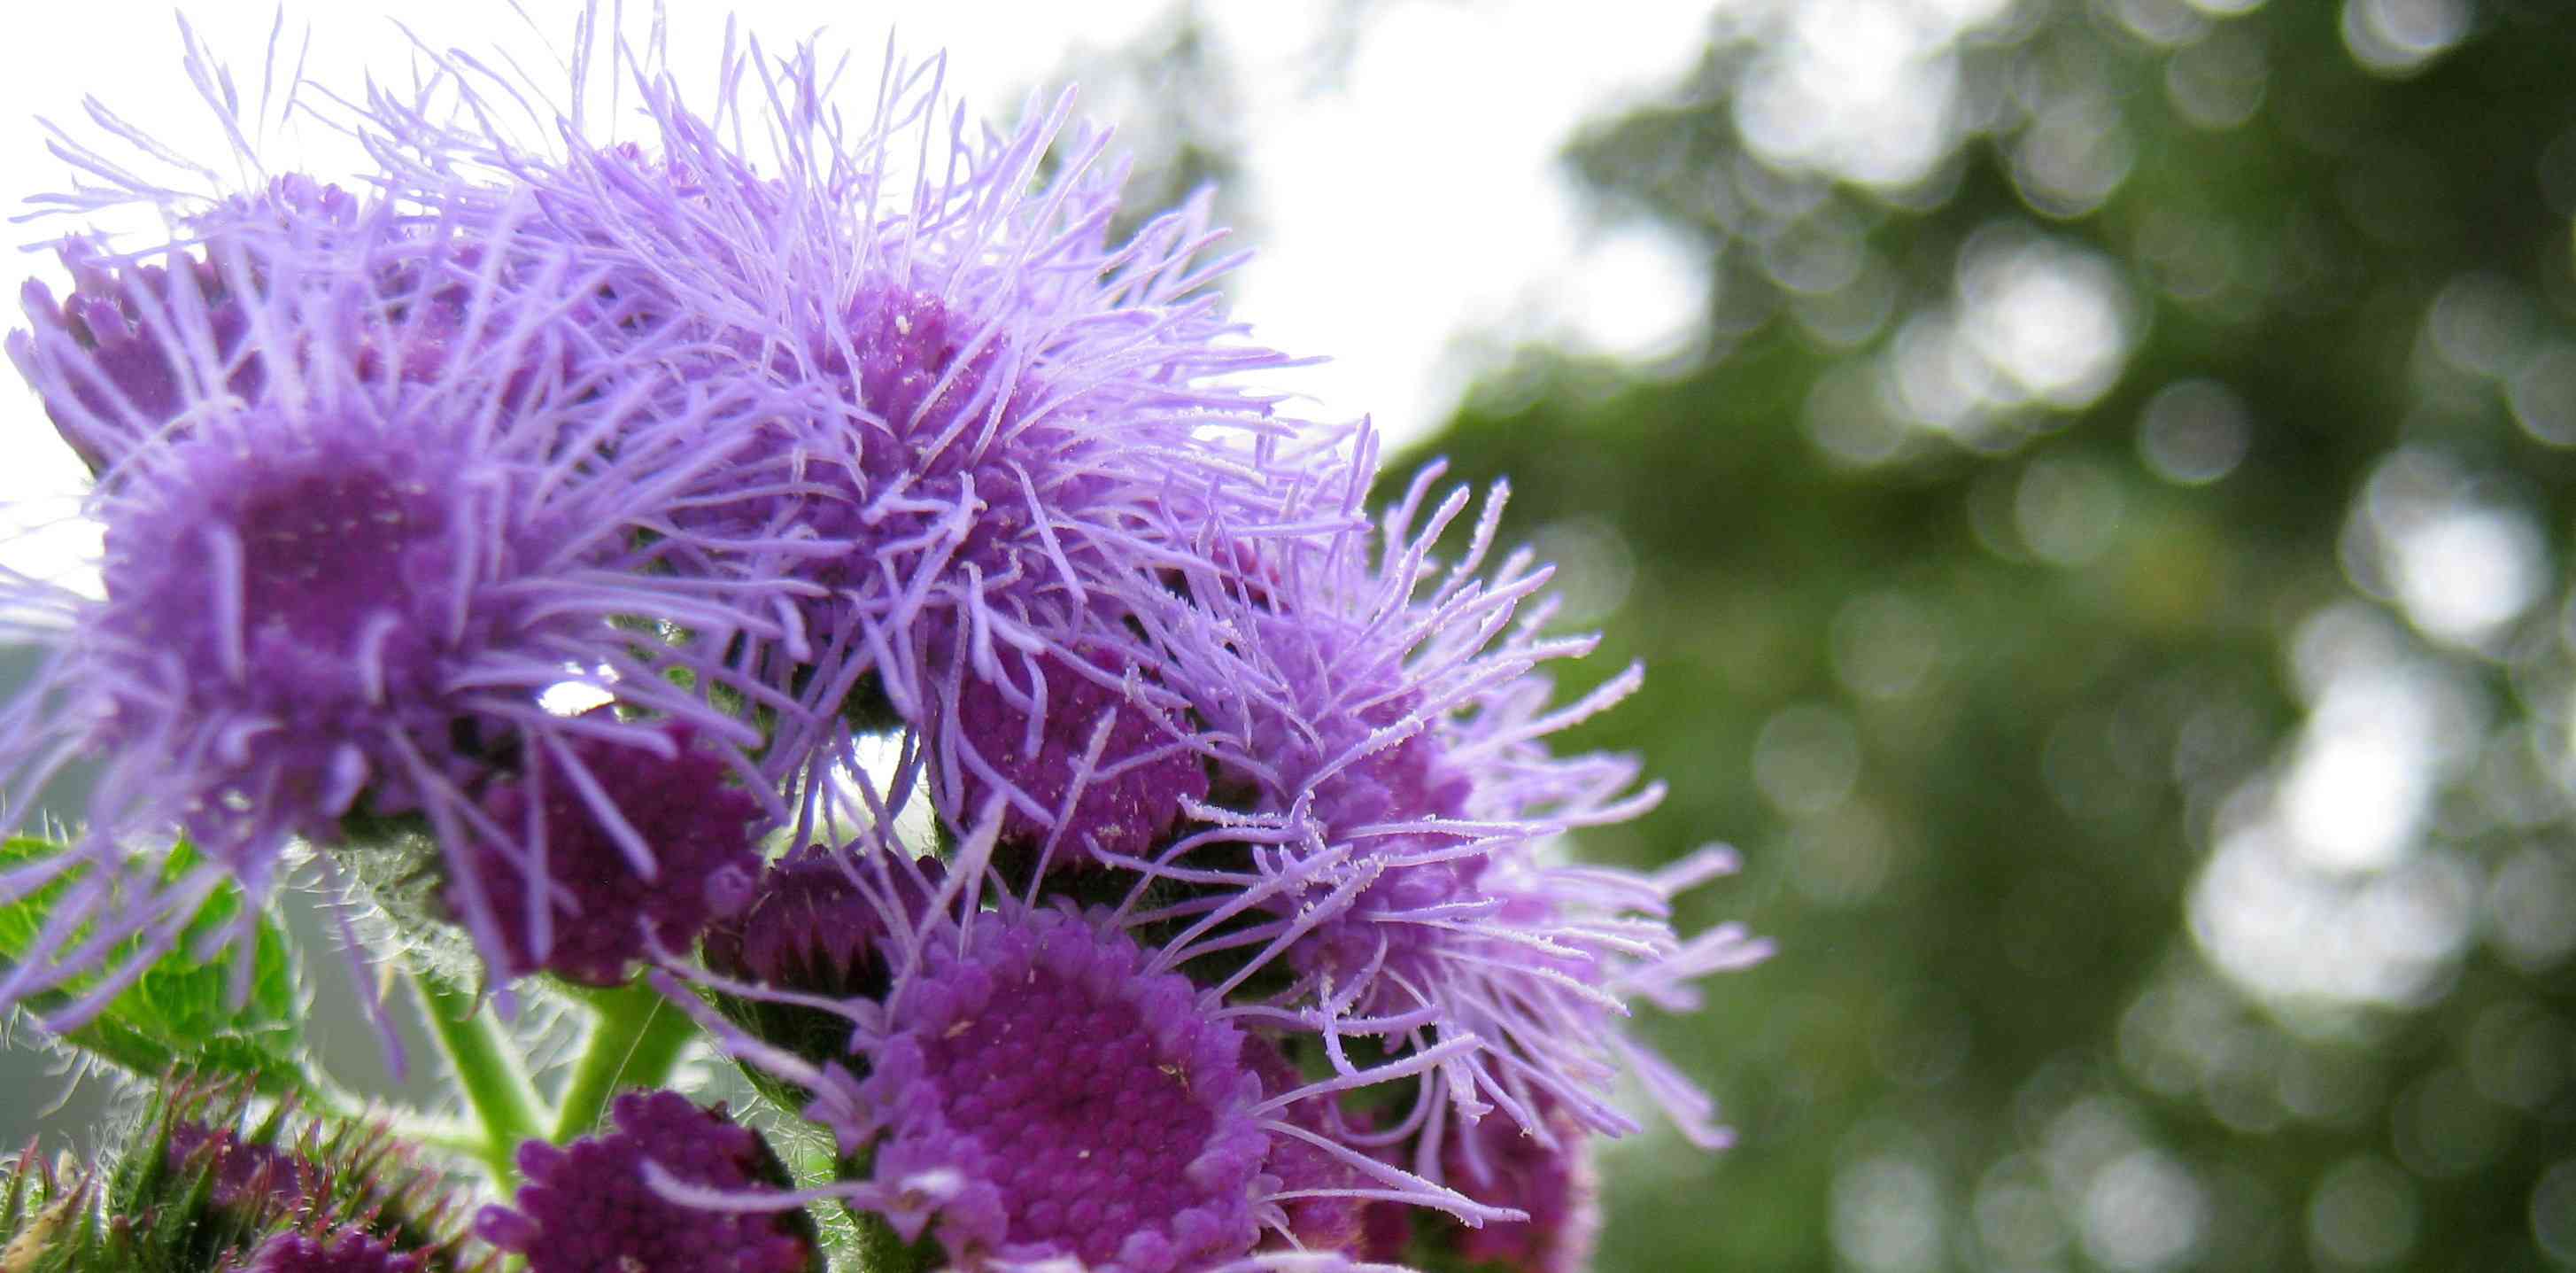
[239, 1229, 429, 1273]
[166, 1121, 317, 1213]
[950, 648, 1209, 868]
[461, 725, 765, 987]
[474, 1090, 811, 1273]
[856, 906, 1268, 1271]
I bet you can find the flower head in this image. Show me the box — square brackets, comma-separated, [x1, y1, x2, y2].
[237, 1229, 429, 1273]
[474, 1090, 815, 1273]
[947, 645, 1210, 872]
[7, 175, 362, 472]
[13, 240, 247, 473]
[666, 841, 1518, 1272]
[352, 38, 1333, 842]
[1143, 453, 1769, 1163]
[1242, 1038, 1381, 1257]
[701, 842, 937, 997]
[699, 841, 942, 1080]
[0, 191, 783, 1008]
[459, 723, 768, 987]
[166, 1120, 320, 1213]
[857, 904, 1269, 1270]
[1435, 1104, 1599, 1273]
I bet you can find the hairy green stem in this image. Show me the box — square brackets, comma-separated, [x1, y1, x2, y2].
[407, 968, 548, 1186]
[550, 979, 699, 1141]
[292, 1061, 488, 1165]
[383, 1114, 492, 1166]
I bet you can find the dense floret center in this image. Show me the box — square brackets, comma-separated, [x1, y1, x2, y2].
[236, 467, 447, 642]
[953, 649, 1209, 862]
[103, 422, 464, 718]
[923, 965, 1215, 1262]
[847, 280, 1005, 468]
[466, 726, 763, 986]
[480, 1091, 811, 1273]
[873, 913, 1270, 1270]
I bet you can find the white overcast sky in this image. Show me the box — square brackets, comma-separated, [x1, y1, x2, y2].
[0, 1, 1715, 586]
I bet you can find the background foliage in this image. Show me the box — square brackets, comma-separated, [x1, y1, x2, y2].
[1389, 1, 2576, 1269]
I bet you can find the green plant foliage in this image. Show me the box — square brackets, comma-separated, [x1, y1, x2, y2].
[0, 839, 306, 1095]
[0, 1149, 90, 1273]
[0, 1076, 490, 1273]
[1393, 2, 2576, 1269]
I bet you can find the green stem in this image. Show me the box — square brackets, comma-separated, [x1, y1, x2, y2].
[383, 1115, 492, 1166]
[407, 968, 548, 1186]
[550, 979, 699, 1141]
[291, 1060, 488, 1165]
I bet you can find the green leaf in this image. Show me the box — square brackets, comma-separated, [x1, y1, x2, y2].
[0, 836, 308, 1095]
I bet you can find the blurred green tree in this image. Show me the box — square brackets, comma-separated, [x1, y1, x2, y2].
[1385, 1, 2576, 1269]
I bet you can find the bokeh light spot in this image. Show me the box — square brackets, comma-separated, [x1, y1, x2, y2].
[1830, 592, 1946, 700]
[2138, 379, 2253, 485]
[2532, 1160, 2576, 1265]
[2015, 456, 2127, 565]
[2340, 0, 2472, 76]
[1528, 516, 1637, 626]
[2487, 844, 2576, 972]
[2427, 272, 2536, 379]
[2507, 344, 2576, 446]
[2012, 93, 2135, 217]
[2165, 25, 2269, 130]
[1754, 702, 1864, 816]
[1960, 229, 2139, 409]
[2082, 1150, 2207, 1271]
[1974, 1157, 2069, 1264]
[1832, 1153, 1946, 1273]
[2308, 1156, 2421, 1267]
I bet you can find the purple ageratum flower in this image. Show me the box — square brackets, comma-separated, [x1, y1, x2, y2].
[1434, 1104, 1599, 1273]
[698, 842, 946, 1075]
[458, 722, 767, 987]
[856, 904, 1271, 1270]
[1242, 1037, 1388, 1258]
[238, 1229, 429, 1273]
[13, 238, 249, 473]
[352, 35, 1335, 846]
[166, 1120, 320, 1212]
[0, 193, 787, 1014]
[700, 842, 944, 996]
[947, 643, 1210, 873]
[1136, 448, 1772, 1170]
[7, 176, 366, 471]
[473, 1090, 814, 1273]
[659, 838, 1517, 1273]
[1352, 1106, 1597, 1273]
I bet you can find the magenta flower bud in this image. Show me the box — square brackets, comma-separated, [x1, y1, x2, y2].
[7, 176, 360, 471]
[459, 723, 768, 987]
[238, 1229, 429, 1273]
[1444, 1107, 1601, 1273]
[165, 1121, 319, 1213]
[853, 905, 1271, 1269]
[474, 1090, 814, 1273]
[948, 646, 1209, 871]
[701, 842, 941, 997]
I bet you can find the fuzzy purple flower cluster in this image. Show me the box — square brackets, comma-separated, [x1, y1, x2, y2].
[0, 17, 1765, 1273]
